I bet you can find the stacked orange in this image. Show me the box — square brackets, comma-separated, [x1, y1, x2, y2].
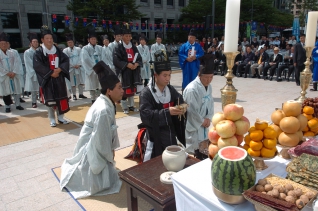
[243, 120, 277, 158]
[302, 106, 318, 136]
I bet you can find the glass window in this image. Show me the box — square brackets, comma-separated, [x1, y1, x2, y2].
[27, 13, 43, 29]
[7, 33, 22, 48]
[154, 0, 161, 4]
[179, 0, 185, 6]
[167, 0, 173, 6]
[0, 13, 19, 29]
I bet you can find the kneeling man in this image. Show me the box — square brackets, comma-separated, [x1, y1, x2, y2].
[60, 61, 123, 199]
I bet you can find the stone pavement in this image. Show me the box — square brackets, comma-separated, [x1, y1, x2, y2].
[0, 71, 317, 211]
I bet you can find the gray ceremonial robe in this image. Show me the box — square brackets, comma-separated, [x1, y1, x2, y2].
[60, 94, 122, 199]
[24, 47, 39, 92]
[137, 44, 151, 80]
[101, 45, 115, 73]
[63, 46, 85, 86]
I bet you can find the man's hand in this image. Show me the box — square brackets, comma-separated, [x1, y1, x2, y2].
[133, 63, 139, 70]
[127, 63, 134, 69]
[6, 72, 15, 78]
[294, 62, 297, 67]
[74, 65, 79, 69]
[202, 118, 211, 128]
[169, 106, 185, 116]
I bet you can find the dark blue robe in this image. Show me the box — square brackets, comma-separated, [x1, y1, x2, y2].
[312, 41, 318, 82]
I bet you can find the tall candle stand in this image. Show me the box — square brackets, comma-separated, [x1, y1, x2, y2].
[220, 52, 239, 108]
[295, 46, 314, 103]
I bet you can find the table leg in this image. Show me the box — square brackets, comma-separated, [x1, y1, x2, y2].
[126, 184, 138, 211]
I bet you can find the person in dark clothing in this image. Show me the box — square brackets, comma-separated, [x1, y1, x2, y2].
[232, 46, 243, 76]
[237, 46, 254, 78]
[263, 47, 283, 81]
[250, 44, 269, 78]
[277, 46, 294, 82]
[214, 43, 227, 76]
[293, 34, 306, 86]
[139, 56, 186, 160]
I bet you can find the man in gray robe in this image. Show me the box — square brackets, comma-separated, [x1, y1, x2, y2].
[101, 35, 115, 73]
[137, 35, 151, 87]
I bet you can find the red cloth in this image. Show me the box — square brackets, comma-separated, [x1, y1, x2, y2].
[48, 54, 58, 70]
[126, 48, 134, 62]
[200, 42, 205, 48]
[163, 102, 175, 109]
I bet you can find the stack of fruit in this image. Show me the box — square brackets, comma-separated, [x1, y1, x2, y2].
[302, 106, 318, 137]
[302, 97, 318, 117]
[208, 104, 250, 159]
[270, 100, 307, 147]
[243, 119, 278, 158]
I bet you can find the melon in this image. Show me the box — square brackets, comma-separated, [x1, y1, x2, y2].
[278, 132, 299, 147]
[280, 116, 300, 133]
[282, 100, 302, 117]
[212, 146, 256, 196]
[271, 109, 285, 125]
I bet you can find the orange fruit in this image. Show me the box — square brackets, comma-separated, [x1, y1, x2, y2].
[264, 127, 278, 139]
[248, 126, 256, 133]
[250, 140, 263, 151]
[303, 125, 309, 132]
[263, 138, 277, 149]
[243, 144, 249, 151]
[261, 147, 276, 158]
[303, 113, 313, 121]
[244, 134, 251, 145]
[308, 118, 318, 130]
[304, 131, 315, 137]
[311, 126, 318, 133]
[303, 106, 314, 115]
[255, 120, 268, 130]
[247, 148, 261, 157]
[250, 130, 264, 142]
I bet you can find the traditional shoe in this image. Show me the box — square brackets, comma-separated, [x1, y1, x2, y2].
[79, 94, 87, 99]
[19, 98, 25, 103]
[58, 119, 69, 124]
[5, 108, 11, 113]
[50, 122, 56, 127]
[123, 109, 129, 114]
[92, 100, 95, 104]
[32, 103, 37, 108]
[129, 106, 139, 112]
[16, 106, 24, 110]
[73, 95, 77, 100]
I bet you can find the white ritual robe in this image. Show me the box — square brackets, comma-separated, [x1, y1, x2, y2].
[24, 47, 39, 92]
[150, 42, 166, 61]
[60, 94, 122, 199]
[0, 49, 24, 96]
[80, 43, 102, 90]
[137, 44, 151, 80]
[63, 46, 85, 85]
[108, 40, 120, 54]
[101, 45, 115, 73]
[183, 76, 214, 153]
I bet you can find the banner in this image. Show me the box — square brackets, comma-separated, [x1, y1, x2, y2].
[292, 17, 300, 42]
[246, 22, 251, 38]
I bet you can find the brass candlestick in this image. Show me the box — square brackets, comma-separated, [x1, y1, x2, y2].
[295, 46, 314, 103]
[220, 52, 239, 108]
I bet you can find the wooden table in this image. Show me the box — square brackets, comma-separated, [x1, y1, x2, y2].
[119, 155, 200, 211]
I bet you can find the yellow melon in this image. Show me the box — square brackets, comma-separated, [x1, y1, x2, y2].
[278, 132, 300, 147]
[282, 100, 302, 117]
[279, 116, 300, 134]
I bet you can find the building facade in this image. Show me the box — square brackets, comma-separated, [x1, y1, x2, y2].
[0, 0, 189, 48]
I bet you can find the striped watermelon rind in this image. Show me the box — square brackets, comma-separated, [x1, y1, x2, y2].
[211, 146, 256, 195]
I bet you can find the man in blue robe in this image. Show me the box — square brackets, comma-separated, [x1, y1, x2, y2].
[178, 29, 204, 90]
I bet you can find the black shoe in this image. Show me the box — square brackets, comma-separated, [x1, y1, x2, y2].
[286, 78, 290, 82]
[277, 78, 282, 82]
[20, 98, 25, 103]
[16, 106, 24, 110]
[257, 75, 261, 79]
[264, 76, 268, 80]
[252, 75, 256, 78]
[244, 74, 247, 78]
[214, 72, 217, 75]
[129, 106, 139, 112]
[79, 94, 87, 99]
[269, 76, 273, 81]
[5, 108, 11, 113]
[92, 100, 95, 104]
[296, 83, 300, 86]
[73, 95, 77, 100]
[221, 73, 224, 76]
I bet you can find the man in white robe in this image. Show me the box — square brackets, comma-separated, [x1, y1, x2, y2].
[63, 34, 87, 101]
[183, 54, 214, 157]
[101, 35, 115, 73]
[81, 28, 103, 104]
[137, 35, 151, 87]
[108, 28, 122, 54]
[24, 32, 39, 108]
[0, 32, 24, 112]
[60, 61, 123, 199]
[150, 33, 166, 61]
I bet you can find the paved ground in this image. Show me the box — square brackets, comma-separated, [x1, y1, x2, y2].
[0, 71, 316, 211]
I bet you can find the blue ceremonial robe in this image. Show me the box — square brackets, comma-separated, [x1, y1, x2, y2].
[178, 41, 204, 89]
[312, 41, 318, 82]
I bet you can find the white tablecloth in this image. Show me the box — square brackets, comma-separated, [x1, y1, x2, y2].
[171, 155, 305, 211]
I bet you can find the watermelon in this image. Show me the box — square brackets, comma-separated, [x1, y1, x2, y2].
[212, 146, 256, 196]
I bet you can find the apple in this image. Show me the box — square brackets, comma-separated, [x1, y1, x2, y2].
[217, 136, 238, 149]
[223, 104, 244, 121]
[234, 119, 250, 135]
[235, 134, 244, 146]
[240, 116, 250, 125]
[208, 127, 220, 145]
[216, 120, 236, 138]
[208, 144, 219, 159]
[212, 112, 225, 127]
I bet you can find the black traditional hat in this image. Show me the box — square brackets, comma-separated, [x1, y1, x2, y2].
[156, 32, 163, 39]
[65, 33, 73, 42]
[153, 61, 171, 74]
[139, 34, 147, 41]
[27, 32, 38, 43]
[188, 28, 197, 37]
[199, 54, 214, 74]
[87, 27, 97, 38]
[114, 26, 122, 35]
[122, 23, 131, 35]
[40, 25, 52, 38]
[0, 32, 9, 42]
[101, 35, 109, 41]
[93, 61, 120, 93]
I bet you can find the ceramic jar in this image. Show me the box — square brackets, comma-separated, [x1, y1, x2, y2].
[162, 145, 187, 172]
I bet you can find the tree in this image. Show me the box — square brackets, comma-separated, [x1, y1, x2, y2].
[67, 0, 144, 43]
[292, 0, 318, 26]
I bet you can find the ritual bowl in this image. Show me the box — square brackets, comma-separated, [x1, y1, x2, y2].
[162, 145, 187, 172]
[212, 186, 246, 205]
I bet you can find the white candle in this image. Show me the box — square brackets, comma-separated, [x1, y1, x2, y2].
[305, 11, 318, 47]
[224, 0, 241, 52]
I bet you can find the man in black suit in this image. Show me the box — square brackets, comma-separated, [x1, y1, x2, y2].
[293, 34, 306, 86]
[263, 47, 283, 81]
[250, 44, 269, 78]
[214, 43, 227, 76]
[277, 45, 294, 82]
[237, 46, 254, 78]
